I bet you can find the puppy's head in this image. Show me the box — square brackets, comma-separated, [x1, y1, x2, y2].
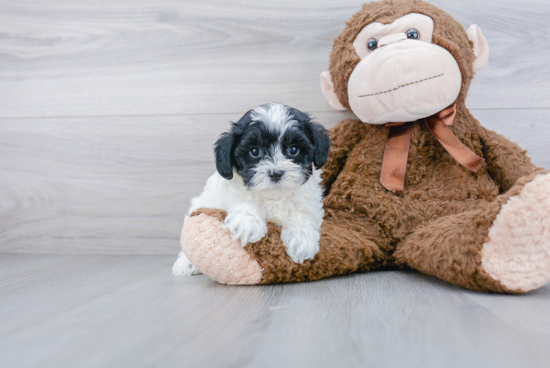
[214, 103, 330, 192]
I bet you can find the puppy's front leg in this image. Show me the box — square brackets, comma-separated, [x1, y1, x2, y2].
[224, 203, 268, 246]
[280, 214, 321, 264]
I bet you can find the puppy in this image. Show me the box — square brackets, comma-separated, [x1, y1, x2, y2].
[172, 102, 331, 276]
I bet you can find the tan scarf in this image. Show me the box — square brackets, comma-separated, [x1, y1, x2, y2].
[380, 104, 484, 194]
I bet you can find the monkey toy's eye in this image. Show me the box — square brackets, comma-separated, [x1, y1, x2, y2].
[249, 147, 262, 158]
[367, 38, 378, 52]
[287, 146, 300, 157]
[406, 28, 420, 40]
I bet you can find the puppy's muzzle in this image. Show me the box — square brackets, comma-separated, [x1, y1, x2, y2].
[268, 170, 285, 183]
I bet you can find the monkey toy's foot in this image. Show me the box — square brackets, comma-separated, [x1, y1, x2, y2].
[181, 209, 263, 285]
[482, 173, 550, 293]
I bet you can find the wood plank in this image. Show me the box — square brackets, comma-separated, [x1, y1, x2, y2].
[464, 286, 550, 339]
[0, 0, 549, 118]
[0, 255, 165, 337]
[246, 273, 550, 368]
[0, 255, 549, 368]
[1, 109, 548, 255]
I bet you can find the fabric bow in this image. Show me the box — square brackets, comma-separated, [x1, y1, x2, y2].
[380, 104, 485, 194]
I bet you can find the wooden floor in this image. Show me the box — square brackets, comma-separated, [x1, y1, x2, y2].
[1, 254, 550, 368]
[1, 0, 550, 367]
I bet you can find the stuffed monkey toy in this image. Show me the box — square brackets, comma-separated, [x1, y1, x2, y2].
[180, 0, 550, 293]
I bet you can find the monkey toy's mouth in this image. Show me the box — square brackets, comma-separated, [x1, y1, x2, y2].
[358, 73, 444, 99]
[347, 40, 462, 125]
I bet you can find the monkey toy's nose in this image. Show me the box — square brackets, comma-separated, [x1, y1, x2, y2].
[269, 170, 285, 182]
[378, 33, 408, 47]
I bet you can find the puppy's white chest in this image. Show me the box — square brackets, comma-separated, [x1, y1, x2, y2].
[261, 198, 296, 226]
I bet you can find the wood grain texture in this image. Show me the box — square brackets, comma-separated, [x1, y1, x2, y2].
[0, 254, 549, 368]
[0, 0, 549, 118]
[1, 109, 549, 255]
[1, 2, 549, 365]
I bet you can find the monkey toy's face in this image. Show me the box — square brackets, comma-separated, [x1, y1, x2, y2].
[321, 4, 490, 125]
[348, 13, 461, 124]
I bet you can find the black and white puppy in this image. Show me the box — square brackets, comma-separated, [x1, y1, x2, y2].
[173, 103, 331, 276]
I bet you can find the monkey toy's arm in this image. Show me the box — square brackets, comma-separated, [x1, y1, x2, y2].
[321, 118, 366, 195]
[480, 127, 546, 192]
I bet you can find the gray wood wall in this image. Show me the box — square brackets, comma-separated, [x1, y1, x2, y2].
[1, 0, 549, 254]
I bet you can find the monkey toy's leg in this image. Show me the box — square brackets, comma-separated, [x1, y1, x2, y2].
[395, 172, 550, 293]
[180, 208, 392, 285]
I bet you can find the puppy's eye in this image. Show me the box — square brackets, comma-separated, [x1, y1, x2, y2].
[287, 146, 300, 157]
[249, 147, 262, 158]
[406, 28, 420, 40]
[367, 38, 378, 52]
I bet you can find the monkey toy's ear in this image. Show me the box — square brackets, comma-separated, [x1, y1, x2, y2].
[214, 131, 235, 180]
[320, 71, 347, 111]
[467, 24, 489, 72]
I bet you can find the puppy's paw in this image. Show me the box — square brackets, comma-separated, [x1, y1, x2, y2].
[172, 251, 202, 276]
[224, 212, 268, 246]
[281, 226, 320, 263]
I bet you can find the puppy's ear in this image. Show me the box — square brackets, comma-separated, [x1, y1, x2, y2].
[309, 122, 331, 169]
[214, 130, 235, 180]
[289, 108, 331, 169]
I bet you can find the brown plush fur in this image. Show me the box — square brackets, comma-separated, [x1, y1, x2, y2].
[189, 0, 547, 293]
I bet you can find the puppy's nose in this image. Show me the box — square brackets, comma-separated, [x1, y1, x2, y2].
[269, 170, 285, 182]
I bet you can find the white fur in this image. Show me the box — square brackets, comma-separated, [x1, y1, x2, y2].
[173, 168, 325, 274]
[172, 251, 202, 276]
[251, 103, 296, 134]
